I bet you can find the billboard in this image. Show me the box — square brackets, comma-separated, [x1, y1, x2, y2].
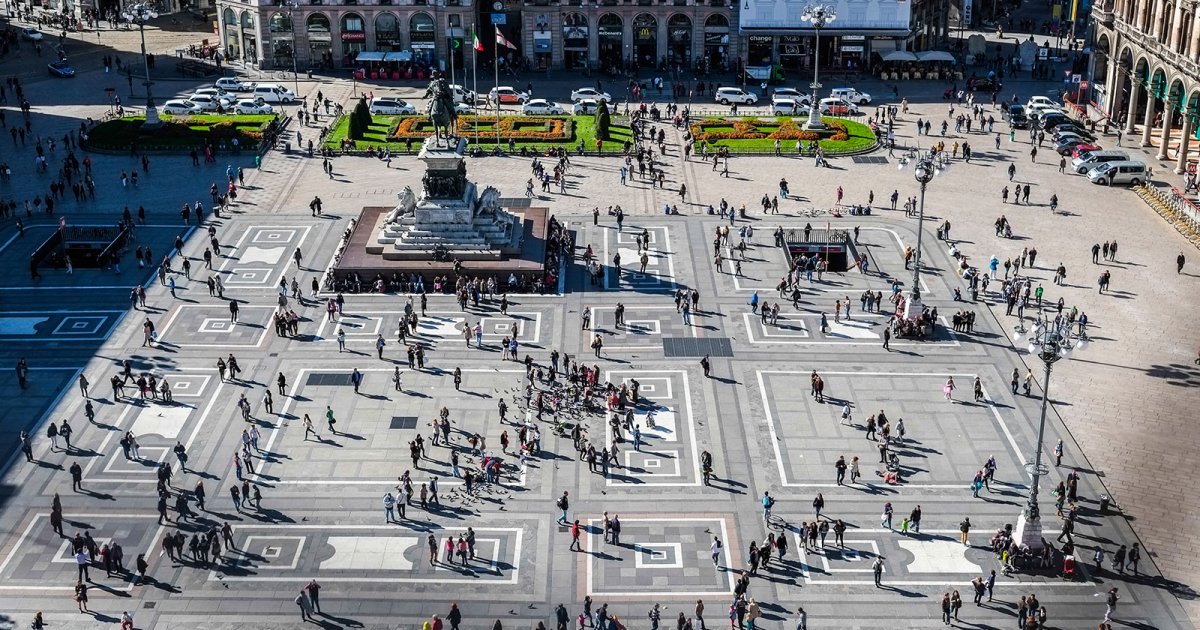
[739, 0, 912, 31]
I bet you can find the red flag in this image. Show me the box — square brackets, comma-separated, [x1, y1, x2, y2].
[495, 26, 516, 50]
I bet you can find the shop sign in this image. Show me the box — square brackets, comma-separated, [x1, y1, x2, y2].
[839, 45, 863, 52]
[341, 31, 366, 42]
[748, 35, 772, 45]
[599, 25, 622, 38]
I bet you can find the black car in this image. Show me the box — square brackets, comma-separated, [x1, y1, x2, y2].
[1008, 104, 1029, 129]
[970, 77, 1003, 92]
[1046, 121, 1095, 140]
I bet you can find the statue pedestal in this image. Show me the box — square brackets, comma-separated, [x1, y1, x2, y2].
[374, 137, 521, 260]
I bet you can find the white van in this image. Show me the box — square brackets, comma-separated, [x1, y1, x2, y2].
[1072, 150, 1129, 174]
[1087, 160, 1148, 186]
[252, 83, 297, 104]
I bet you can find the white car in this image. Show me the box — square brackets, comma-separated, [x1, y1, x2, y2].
[771, 98, 810, 116]
[216, 77, 255, 92]
[818, 97, 860, 116]
[572, 99, 600, 115]
[772, 88, 811, 105]
[161, 99, 203, 115]
[194, 86, 231, 99]
[21, 28, 43, 41]
[454, 102, 474, 114]
[233, 99, 274, 114]
[488, 86, 529, 105]
[715, 87, 758, 105]
[252, 83, 297, 104]
[186, 94, 233, 112]
[521, 99, 564, 115]
[369, 97, 416, 115]
[570, 88, 612, 103]
[449, 84, 477, 105]
[829, 87, 872, 105]
[1026, 96, 1057, 111]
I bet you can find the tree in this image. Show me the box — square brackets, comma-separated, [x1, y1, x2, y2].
[348, 96, 371, 140]
[594, 99, 611, 143]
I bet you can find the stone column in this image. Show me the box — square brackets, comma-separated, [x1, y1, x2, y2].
[1175, 114, 1193, 172]
[1157, 97, 1176, 158]
[1141, 91, 1156, 146]
[1170, 1, 1185, 50]
[1189, 12, 1200, 57]
[1153, 0, 1169, 38]
[1125, 80, 1141, 133]
[1137, 0, 1152, 29]
[1108, 67, 1126, 122]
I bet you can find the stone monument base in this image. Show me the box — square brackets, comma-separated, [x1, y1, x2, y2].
[334, 205, 551, 284]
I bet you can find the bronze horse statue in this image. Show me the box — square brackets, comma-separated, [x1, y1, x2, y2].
[424, 72, 458, 146]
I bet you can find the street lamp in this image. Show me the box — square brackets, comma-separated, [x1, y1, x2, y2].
[122, 3, 160, 127]
[1011, 316, 1087, 551]
[898, 148, 949, 319]
[800, 4, 835, 130]
[287, 0, 300, 94]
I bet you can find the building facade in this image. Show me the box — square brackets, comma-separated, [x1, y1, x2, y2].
[1092, 0, 1200, 172]
[213, 0, 735, 73]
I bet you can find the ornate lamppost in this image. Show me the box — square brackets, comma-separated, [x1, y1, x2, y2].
[801, 4, 835, 130]
[899, 148, 949, 318]
[1011, 315, 1087, 549]
[123, 3, 159, 127]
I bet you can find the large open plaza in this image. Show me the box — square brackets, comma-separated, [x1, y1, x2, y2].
[0, 3, 1199, 629]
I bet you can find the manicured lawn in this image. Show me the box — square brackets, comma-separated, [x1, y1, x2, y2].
[324, 114, 634, 153]
[85, 114, 279, 151]
[694, 116, 878, 155]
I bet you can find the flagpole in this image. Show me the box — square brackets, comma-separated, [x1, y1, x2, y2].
[494, 31, 500, 147]
[472, 24, 479, 148]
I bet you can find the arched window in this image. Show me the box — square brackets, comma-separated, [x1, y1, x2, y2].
[307, 13, 331, 33]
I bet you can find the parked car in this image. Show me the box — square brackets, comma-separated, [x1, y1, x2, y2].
[1027, 96, 1057, 111]
[488, 86, 529, 105]
[1056, 139, 1098, 156]
[369, 97, 416, 115]
[194, 86, 231, 99]
[715, 87, 758, 105]
[233, 99, 274, 114]
[771, 88, 811, 105]
[521, 99, 565, 115]
[47, 60, 75, 78]
[1008, 104, 1028, 128]
[970, 77, 1003, 92]
[454, 102, 474, 114]
[21, 27, 43, 41]
[818, 97, 860, 116]
[1073, 150, 1130, 174]
[252, 83, 297, 104]
[1087, 160, 1148, 186]
[829, 87, 871, 104]
[186, 94, 231, 112]
[161, 99, 203, 115]
[570, 87, 612, 103]
[1072, 144, 1103, 159]
[215, 77, 255, 92]
[771, 97, 810, 116]
[572, 99, 600, 115]
[1046, 121, 1094, 140]
[448, 84, 477, 104]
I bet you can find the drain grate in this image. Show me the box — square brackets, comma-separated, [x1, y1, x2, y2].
[852, 156, 889, 164]
[306, 372, 353, 386]
[498, 198, 533, 208]
[390, 416, 418, 430]
[662, 337, 734, 358]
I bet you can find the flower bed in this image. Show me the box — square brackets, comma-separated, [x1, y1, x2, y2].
[390, 115, 574, 143]
[690, 118, 850, 142]
[84, 114, 278, 152]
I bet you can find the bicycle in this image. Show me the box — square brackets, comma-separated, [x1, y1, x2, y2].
[274, 69, 291, 81]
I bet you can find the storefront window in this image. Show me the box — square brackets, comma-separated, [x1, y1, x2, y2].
[777, 34, 803, 70]
[598, 13, 622, 69]
[667, 14, 691, 68]
[307, 13, 333, 69]
[240, 11, 257, 62]
[375, 12, 401, 51]
[410, 12, 435, 66]
[702, 13, 728, 72]
[633, 13, 656, 68]
[747, 34, 772, 67]
[563, 13, 588, 70]
[341, 13, 366, 62]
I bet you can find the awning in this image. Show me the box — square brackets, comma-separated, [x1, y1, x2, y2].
[916, 50, 956, 62]
[384, 51, 413, 61]
[882, 50, 917, 62]
[355, 51, 386, 62]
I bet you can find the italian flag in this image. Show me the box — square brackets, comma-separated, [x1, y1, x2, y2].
[495, 26, 516, 49]
[473, 26, 483, 51]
